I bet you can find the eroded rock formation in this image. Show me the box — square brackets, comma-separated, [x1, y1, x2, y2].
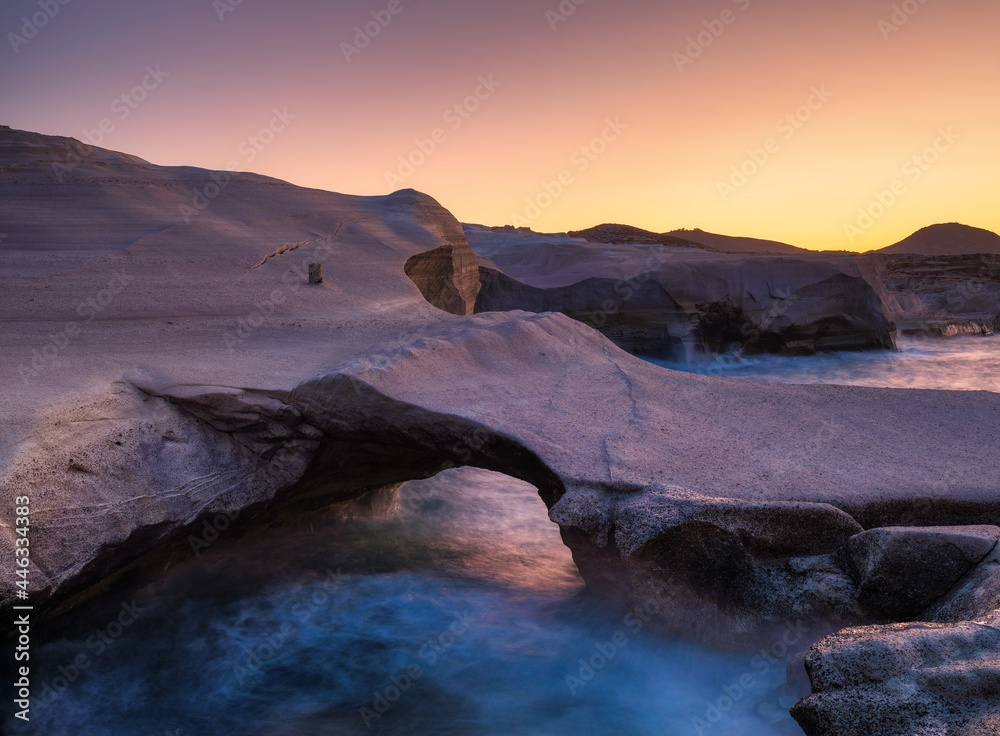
[880, 253, 1000, 336]
[3, 128, 1000, 736]
[467, 226, 897, 356]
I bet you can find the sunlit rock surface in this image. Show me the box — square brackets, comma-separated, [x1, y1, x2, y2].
[2, 129, 1000, 735]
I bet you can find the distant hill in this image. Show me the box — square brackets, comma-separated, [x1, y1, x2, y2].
[667, 228, 811, 255]
[876, 223, 1000, 256]
[568, 224, 715, 251]
[568, 224, 812, 255]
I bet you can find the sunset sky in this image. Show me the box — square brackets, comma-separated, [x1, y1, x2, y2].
[2, 0, 997, 251]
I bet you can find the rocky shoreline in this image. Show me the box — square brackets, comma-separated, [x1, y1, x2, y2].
[469, 225, 1000, 359]
[3, 128, 1000, 735]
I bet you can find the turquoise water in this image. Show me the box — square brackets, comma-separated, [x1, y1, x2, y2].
[12, 468, 803, 736]
[20, 336, 993, 735]
[653, 335, 1000, 393]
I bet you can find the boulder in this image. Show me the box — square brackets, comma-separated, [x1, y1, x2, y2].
[551, 485, 867, 644]
[846, 526, 1000, 619]
[792, 618, 1000, 736]
[794, 531, 1000, 736]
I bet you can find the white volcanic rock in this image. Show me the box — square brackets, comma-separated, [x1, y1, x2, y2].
[466, 224, 897, 356]
[0, 126, 481, 607]
[3, 129, 1000, 734]
[794, 530, 1000, 736]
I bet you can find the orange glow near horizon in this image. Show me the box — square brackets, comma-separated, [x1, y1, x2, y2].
[2, 0, 998, 251]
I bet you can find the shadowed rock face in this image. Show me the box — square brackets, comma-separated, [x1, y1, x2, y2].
[3, 129, 1000, 735]
[792, 531, 1000, 736]
[467, 227, 897, 357]
[405, 244, 479, 315]
[846, 526, 1000, 619]
[390, 187, 481, 315]
[880, 253, 1000, 336]
[551, 486, 868, 644]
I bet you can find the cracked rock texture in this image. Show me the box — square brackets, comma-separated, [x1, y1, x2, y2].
[793, 532, 1000, 736]
[3, 129, 1000, 735]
